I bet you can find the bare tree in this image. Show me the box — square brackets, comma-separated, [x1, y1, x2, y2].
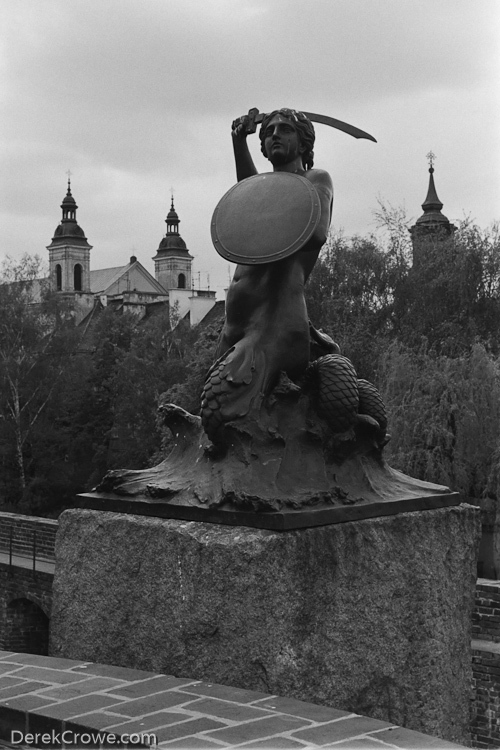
[0, 255, 68, 500]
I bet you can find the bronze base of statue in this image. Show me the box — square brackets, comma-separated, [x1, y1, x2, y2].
[77, 381, 459, 530]
[76, 491, 461, 531]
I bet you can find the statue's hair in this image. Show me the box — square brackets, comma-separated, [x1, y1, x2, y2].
[259, 109, 315, 170]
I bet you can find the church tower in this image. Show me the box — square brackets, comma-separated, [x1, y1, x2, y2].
[46, 178, 92, 293]
[153, 197, 193, 291]
[409, 153, 456, 267]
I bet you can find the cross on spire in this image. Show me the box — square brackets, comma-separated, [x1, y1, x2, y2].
[426, 151, 436, 171]
[66, 169, 72, 191]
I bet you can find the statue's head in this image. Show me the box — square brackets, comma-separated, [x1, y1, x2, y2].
[259, 109, 315, 170]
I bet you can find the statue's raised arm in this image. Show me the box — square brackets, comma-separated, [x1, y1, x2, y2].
[231, 114, 258, 182]
[204, 109, 335, 445]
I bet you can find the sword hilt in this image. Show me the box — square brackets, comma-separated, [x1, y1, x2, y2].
[246, 107, 262, 134]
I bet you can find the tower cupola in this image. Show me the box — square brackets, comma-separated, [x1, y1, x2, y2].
[165, 197, 181, 236]
[61, 180, 78, 222]
[153, 195, 193, 290]
[46, 177, 92, 292]
[50, 178, 90, 245]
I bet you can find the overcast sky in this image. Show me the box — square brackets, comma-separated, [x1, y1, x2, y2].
[1, 0, 499, 298]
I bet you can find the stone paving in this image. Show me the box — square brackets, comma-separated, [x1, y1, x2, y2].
[0, 651, 465, 749]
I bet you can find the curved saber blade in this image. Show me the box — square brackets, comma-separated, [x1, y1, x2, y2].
[302, 111, 377, 143]
[247, 108, 377, 143]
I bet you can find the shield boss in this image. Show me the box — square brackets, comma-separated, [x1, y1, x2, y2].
[211, 172, 321, 264]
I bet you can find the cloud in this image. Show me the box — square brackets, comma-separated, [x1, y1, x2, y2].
[0, 0, 498, 296]
[3, 0, 497, 164]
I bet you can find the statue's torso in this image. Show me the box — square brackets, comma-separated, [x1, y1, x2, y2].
[218, 167, 331, 380]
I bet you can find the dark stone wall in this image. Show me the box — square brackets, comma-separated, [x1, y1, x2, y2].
[4, 597, 50, 655]
[0, 564, 53, 655]
[0, 513, 55, 655]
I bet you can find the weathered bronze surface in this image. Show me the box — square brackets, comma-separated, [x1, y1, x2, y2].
[87, 107, 457, 526]
[86, 393, 456, 523]
[245, 106, 377, 142]
[203, 108, 335, 441]
[211, 172, 321, 264]
[77, 491, 461, 530]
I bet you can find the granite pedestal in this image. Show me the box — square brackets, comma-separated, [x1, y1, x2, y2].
[50, 504, 480, 744]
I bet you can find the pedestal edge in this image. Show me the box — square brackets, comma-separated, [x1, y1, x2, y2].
[74, 491, 462, 530]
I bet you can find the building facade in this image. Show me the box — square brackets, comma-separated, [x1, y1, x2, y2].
[46, 181, 216, 326]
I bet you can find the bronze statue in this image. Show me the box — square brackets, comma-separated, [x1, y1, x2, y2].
[202, 109, 338, 445]
[89, 108, 455, 525]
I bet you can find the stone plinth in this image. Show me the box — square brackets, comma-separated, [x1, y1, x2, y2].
[50, 505, 480, 744]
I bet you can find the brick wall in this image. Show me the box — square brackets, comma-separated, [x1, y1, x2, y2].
[471, 643, 500, 748]
[472, 578, 500, 747]
[474, 579, 500, 643]
[4, 597, 49, 655]
[0, 511, 57, 561]
[0, 563, 53, 655]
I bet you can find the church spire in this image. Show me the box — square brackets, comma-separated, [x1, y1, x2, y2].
[414, 152, 450, 228]
[419, 151, 444, 218]
[46, 176, 92, 293]
[49, 176, 90, 245]
[165, 194, 180, 236]
[409, 153, 456, 265]
[61, 175, 78, 224]
[153, 192, 193, 291]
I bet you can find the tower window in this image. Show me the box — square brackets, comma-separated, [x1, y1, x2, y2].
[178, 273, 186, 289]
[55, 264, 62, 291]
[74, 263, 83, 291]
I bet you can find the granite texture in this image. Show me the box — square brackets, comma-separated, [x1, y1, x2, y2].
[50, 504, 480, 744]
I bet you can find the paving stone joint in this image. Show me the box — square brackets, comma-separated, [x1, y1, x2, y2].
[0, 651, 465, 749]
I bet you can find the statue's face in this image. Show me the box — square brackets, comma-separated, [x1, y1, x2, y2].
[263, 115, 303, 166]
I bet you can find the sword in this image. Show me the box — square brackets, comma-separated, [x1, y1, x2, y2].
[244, 107, 377, 143]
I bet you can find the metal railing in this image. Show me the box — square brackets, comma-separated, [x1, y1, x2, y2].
[8, 527, 38, 579]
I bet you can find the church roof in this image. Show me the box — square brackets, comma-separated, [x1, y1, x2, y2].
[409, 157, 456, 254]
[156, 236, 192, 255]
[166, 202, 179, 222]
[50, 224, 89, 243]
[414, 164, 450, 227]
[90, 257, 168, 296]
[47, 179, 91, 249]
[153, 196, 193, 259]
[61, 189, 77, 209]
[90, 266, 126, 292]
[196, 299, 226, 330]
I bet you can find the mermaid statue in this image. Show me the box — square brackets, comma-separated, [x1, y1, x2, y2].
[94, 109, 453, 519]
[202, 108, 386, 448]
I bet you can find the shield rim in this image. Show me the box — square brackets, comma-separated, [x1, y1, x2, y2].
[211, 172, 321, 265]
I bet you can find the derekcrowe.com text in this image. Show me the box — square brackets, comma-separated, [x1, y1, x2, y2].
[11, 729, 157, 746]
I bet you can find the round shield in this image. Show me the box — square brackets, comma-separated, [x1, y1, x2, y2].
[211, 172, 321, 264]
